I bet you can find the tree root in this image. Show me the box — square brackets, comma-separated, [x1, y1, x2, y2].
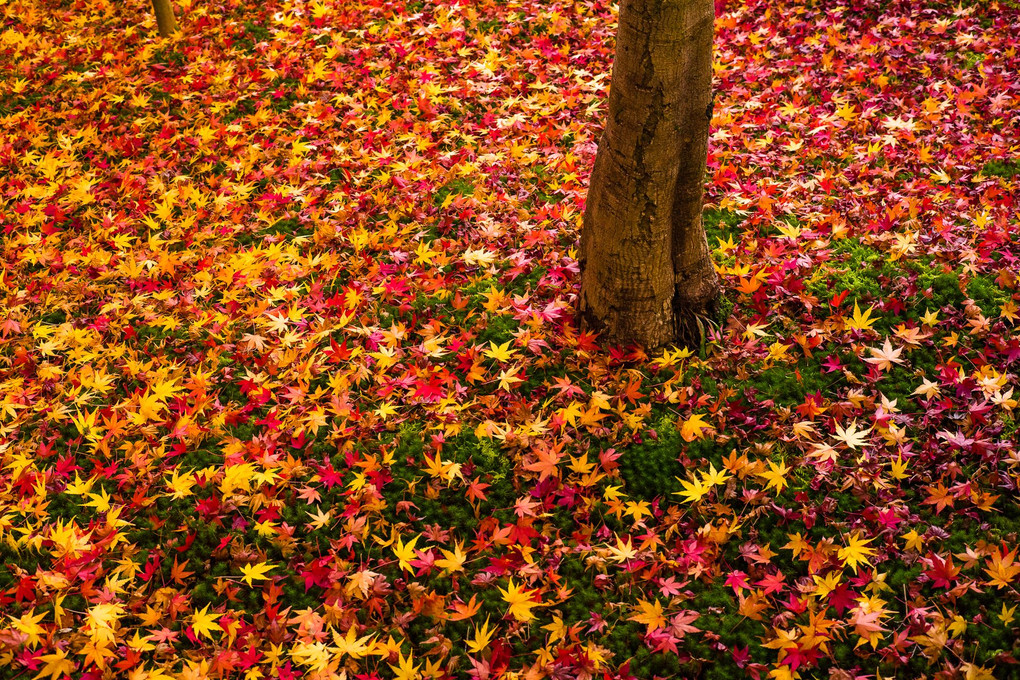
[672, 288, 722, 350]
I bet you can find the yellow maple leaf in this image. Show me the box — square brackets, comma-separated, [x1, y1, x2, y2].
[220, 463, 256, 496]
[392, 534, 422, 573]
[48, 520, 92, 559]
[624, 500, 652, 522]
[680, 413, 712, 441]
[388, 650, 420, 680]
[901, 529, 925, 552]
[701, 463, 731, 487]
[306, 506, 331, 530]
[482, 340, 516, 363]
[757, 460, 790, 493]
[948, 615, 968, 638]
[497, 366, 524, 391]
[135, 391, 165, 423]
[628, 598, 666, 633]
[190, 604, 222, 640]
[414, 241, 442, 265]
[464, 248, 497, 267]
[64, 472, 94, 496]
[290, 640, 331, 672]
[960, 663, 996, 680]
[838, 532, 876, 573]
[149, 377, 182, 402]
[467, 615, 495, 654]
[166, 468, 196, 499]
[12, 609, 47, 649]
[83, 486, 112, 514]
[832, 420, 872, 449]
[812, 572, 842, 599]
[127, 630, 155, 653]
[542, 615, 568, 643]
[607, 534, 637, 563]
[33, 648, 75, 680]
[783, 532, 811, 560]
[499, 578, 541, 622]
[79, 640, 116, 670]
[889, 455, 909, 480]
[846, 302, 878, 333]
[715, 233, 738, 253]
[674, 476, 708, 504]
[332, 626, 375, 659]
[239, 562, 274, 587]
[920, 309, 940, 326]
[435, 542, 467, 574]
[85, 603, 124, 645]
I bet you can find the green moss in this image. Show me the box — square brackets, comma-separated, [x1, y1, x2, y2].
[982, 158, 1020, 179]
[434, 178, 475, 206]
[985, 495, 1020, 540]
[0, 92, 46, 116]
[807, 239, 895, 306]
[379, 428, 517, 526]
[602, 621, 642, 662]
[617, 417, 684, 501]
[744, 351, 840, 407]
[473, 313, 517, 345]
[966, 274, 1011, 316]
[151, 46, 187, 67]
[234, 20, 271, 54]
[886, 564, 922, 590]
[961, 51, 986, 69]
[702, 208, 747, 246]
[915, 265, 966, 309]
[1002, 414, 1017, 440]
[505, 265, 548, 297]
[616, 416, 734, 502]
[221, 98, 256, 123]
[874, 364, 923, 413]
[455, 432, 516, 508]
[714, 291, 736, 327]
[475, 18, 502, 32]
[45, 493, 84, 522]
[910, 264, 1011, 317]
[39, 309, 67, 325]
[260, 218, 312, 238]
[803, 240, 1007, 333]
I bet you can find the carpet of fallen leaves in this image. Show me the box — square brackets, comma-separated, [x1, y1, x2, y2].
[2, 0, 1020, 677]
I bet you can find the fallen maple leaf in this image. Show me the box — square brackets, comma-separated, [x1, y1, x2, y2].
[680, 413, 712, 441]
[985, 546, 1020, 588]
[863, 338, 904, 371]
[832, 420, 872, 450]
[190, 605, 222, 641]
[628, 598, 667, 633]
[838, 532, 876, 573]
[499, 579, 542, 622]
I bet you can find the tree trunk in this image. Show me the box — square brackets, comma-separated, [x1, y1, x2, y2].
[152, 0, 177, 37]
[578, 0, 721, 348]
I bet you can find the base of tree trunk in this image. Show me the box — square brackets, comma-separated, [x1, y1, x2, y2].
[577, 264, 722, 351]
[576, 289, 675, 350]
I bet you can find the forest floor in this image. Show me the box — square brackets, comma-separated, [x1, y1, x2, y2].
[1, 0, 1020, 677]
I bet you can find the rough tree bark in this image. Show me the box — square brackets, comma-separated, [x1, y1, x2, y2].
[152, 0, 177, 37]
[578, 0, 721, 348]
